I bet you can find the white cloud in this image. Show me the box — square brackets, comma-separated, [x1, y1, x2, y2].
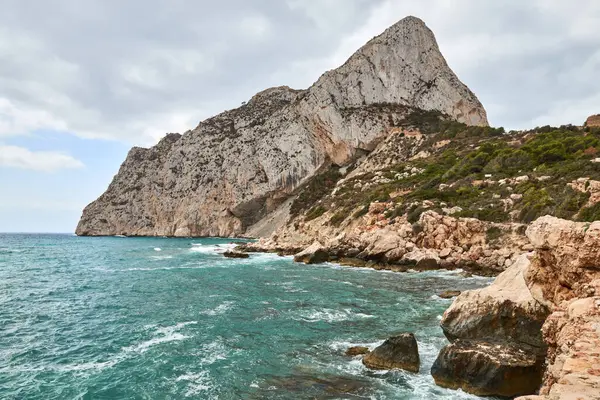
[239, 14, 271, 39]
[0, 144, 84, 172]
[0, 97, 68, 137]
[0, 0, 599, 145]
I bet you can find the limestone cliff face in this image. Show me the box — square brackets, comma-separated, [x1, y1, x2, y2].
[76, 16, 488, 237]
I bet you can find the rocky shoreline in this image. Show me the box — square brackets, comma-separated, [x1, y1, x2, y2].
[238, 206, 532, 277]
[234, 215, 600, 399]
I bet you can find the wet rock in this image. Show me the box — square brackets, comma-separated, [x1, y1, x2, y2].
[345, 346, 370, 356]
[431, 339, 545, 397]
[362, 333, 420, 372]
[439, 290, 461, 299]
[252, 371, 370, 399]
[223, 251, 250, 259]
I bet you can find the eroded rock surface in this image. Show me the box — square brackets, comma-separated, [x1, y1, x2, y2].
[437, 216, 600, 399]
[362, 333, 420, 372]
[441, 254, 550, 348]
[431, 340, 545, 398]
[77, 16, 487, 237]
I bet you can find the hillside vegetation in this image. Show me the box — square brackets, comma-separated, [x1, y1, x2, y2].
[290, 111, 600, 227]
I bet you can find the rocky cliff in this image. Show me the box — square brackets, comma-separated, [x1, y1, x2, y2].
[433, 217, 600, 398]
[76, 16, 487, 237]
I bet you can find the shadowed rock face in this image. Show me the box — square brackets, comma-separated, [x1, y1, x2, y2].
[362, 333, 420, 372]
[76, 16, 488, 238]
[431, 340, 545, 398]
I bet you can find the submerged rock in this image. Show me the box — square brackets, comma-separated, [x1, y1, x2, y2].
[223, 251, 250, 259]
[431, 340, 545, 398]
[362, 333, 420, 372]
[438, 290, 461, 299]
[345, 346, 370, 356]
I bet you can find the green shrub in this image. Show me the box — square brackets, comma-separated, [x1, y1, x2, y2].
[353, 205, 369, 218]
[290, 166, 341, 217]
[330, 212, 347, 226]
[579, 203, 600, 222]
[305, 206, 326, 221]
[486, 226, 503, 242]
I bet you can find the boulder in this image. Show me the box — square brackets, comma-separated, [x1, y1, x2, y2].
[293, 242, 330, 264]
[362, 333, 420, 372]
[440, 254, 550, 348]
[431, 340, 545, 398]
[223, 251, 250, 259]
[345, 346, 370, 357]
[401, 248, 440, 270]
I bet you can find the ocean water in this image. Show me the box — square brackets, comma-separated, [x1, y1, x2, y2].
[0, 234, 492, 399]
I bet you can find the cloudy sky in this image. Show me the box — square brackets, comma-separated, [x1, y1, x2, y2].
[1, 0, 599, 232]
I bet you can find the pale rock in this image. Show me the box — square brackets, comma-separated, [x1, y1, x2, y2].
[77, 16, 487, 237]
[440, 254, 550, 348]
[515, 175, 530, 183]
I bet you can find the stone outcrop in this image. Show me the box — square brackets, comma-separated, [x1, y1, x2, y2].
[435, 216, 600, 399]
[293, 241, 329, 264]
[76, 16, 488, 237]
[249, 208, 529, 275]
[434, 254, 549, 397]
[362, 333, 420, 372]
[585, 114, 600, 128]
[532, 296, 600, 400]
[521, 217, 600, 399]
[431, 340, 545, 397]
[441, 254, 550, 348]
[223, 251, 249, 259]
[438, 290, 461, 299]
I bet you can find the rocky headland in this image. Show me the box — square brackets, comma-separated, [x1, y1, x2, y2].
[77, 14, 600, 400]
[76, 16, 486, 237]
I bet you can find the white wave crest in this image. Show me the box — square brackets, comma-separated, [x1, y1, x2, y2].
[123, 321, 197, 354]
[175, 371, 214, 397]
[294, 308, 374, 323]
[200, 301, 235, 316]
[190, 243, 237, 254]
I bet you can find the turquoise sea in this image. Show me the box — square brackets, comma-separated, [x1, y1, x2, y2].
[0, 234, 491, 399]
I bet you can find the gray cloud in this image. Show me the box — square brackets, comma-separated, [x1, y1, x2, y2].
[0, 0, 598, 145]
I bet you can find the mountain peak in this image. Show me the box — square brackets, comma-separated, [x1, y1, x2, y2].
[308, 16, 488, 127]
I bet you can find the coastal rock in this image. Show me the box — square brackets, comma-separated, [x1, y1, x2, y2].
[431, 340, 545, 398]
[77, 16, 488, 238]
[293, 242, 329, 264]
[439, 290, 461, 299]
[362, 333, 420, 372]
[534, 296, 600, 399]
[525, 216, 600, 306]
[345, 346, 370, 357]
[401, 248, 440, 270]
[440, 254, 550, 348]
[223, 251, 250, 259]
